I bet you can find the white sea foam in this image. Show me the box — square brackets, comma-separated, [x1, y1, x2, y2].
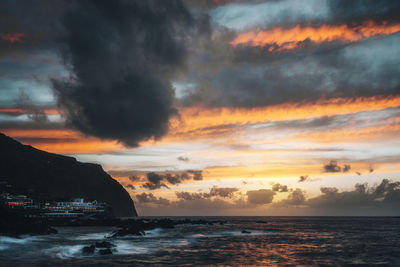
[0, 235, 42, 250]
[144, 228, 162, 236]
[72, 232, 111, 240]
[112, 240, 151, 255]
[0, 236, 30, 244]
[43, 245, 85, 259]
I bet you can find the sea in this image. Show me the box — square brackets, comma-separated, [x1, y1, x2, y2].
[0, 217, 399, 266]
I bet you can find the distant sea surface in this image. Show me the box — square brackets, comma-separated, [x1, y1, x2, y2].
[1, 217, 399, 266]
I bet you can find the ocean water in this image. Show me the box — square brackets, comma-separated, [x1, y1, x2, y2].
[0, 217, 399, 266]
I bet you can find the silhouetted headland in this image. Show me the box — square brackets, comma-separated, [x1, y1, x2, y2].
[0, 132, 137, 217]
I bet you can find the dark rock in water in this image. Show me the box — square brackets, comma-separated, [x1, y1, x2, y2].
[0, 132, 137, 217]
[241, 230, 251, 234]
[95, 241, 116, 249]
[82, 245, 96, 255]
[111, 218, 176, 237]
[110, 218, 230, 238]
[98, 248, 113, 255]
[111, 227, 145, 237]
[82, 242, 116, 256]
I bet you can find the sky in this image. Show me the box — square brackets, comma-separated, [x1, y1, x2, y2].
[1, 0, 400, 216]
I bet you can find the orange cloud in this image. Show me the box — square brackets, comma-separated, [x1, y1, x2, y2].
[204, 164, 321, 179]
[290, 123, 400, 144]
[3, 95, 400, 154]
[2, 129, 122, 154]
[165, 95, 400, 141]
[0, 108, 61, 115]
[203, 160, 400, 180]
[230, 21, 400, 51]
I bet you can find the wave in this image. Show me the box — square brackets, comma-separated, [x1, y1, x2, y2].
[43, 245, 85, 259]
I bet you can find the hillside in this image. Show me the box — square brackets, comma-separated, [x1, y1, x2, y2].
[0, 133, 137, 217]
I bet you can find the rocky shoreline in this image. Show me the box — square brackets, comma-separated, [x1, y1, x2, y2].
[0, 207, 58, 237]
[0, 206, 227, 239]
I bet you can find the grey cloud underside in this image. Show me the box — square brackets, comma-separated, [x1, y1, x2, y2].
[210, 0, 400, 30]
[52, 0, 196, 146]
[181, 33, 400, 108]
[210, 0, 330, 30]
[175, 186, 239, 200]
[329, 0, 400, 23]
[181, 0, 400, 109]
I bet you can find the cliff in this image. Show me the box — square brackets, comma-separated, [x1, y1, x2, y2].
[0, 133, 137, 217]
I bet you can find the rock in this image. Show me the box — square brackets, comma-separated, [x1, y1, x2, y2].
[82, 245, 96, 255]
[98, 248, 113, 255]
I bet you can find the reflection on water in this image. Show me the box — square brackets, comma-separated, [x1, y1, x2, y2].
[0, 217, 399, 266]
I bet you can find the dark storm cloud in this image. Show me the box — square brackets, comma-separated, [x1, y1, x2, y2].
[52, 0, 200, 146]
[141, 170, 203, 190]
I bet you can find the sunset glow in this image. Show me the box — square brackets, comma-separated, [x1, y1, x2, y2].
[1, 0, 400, 217]
[230, 21, 400, 51]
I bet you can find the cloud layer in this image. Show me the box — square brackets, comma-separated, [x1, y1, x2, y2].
[53, 0, 195, 146]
